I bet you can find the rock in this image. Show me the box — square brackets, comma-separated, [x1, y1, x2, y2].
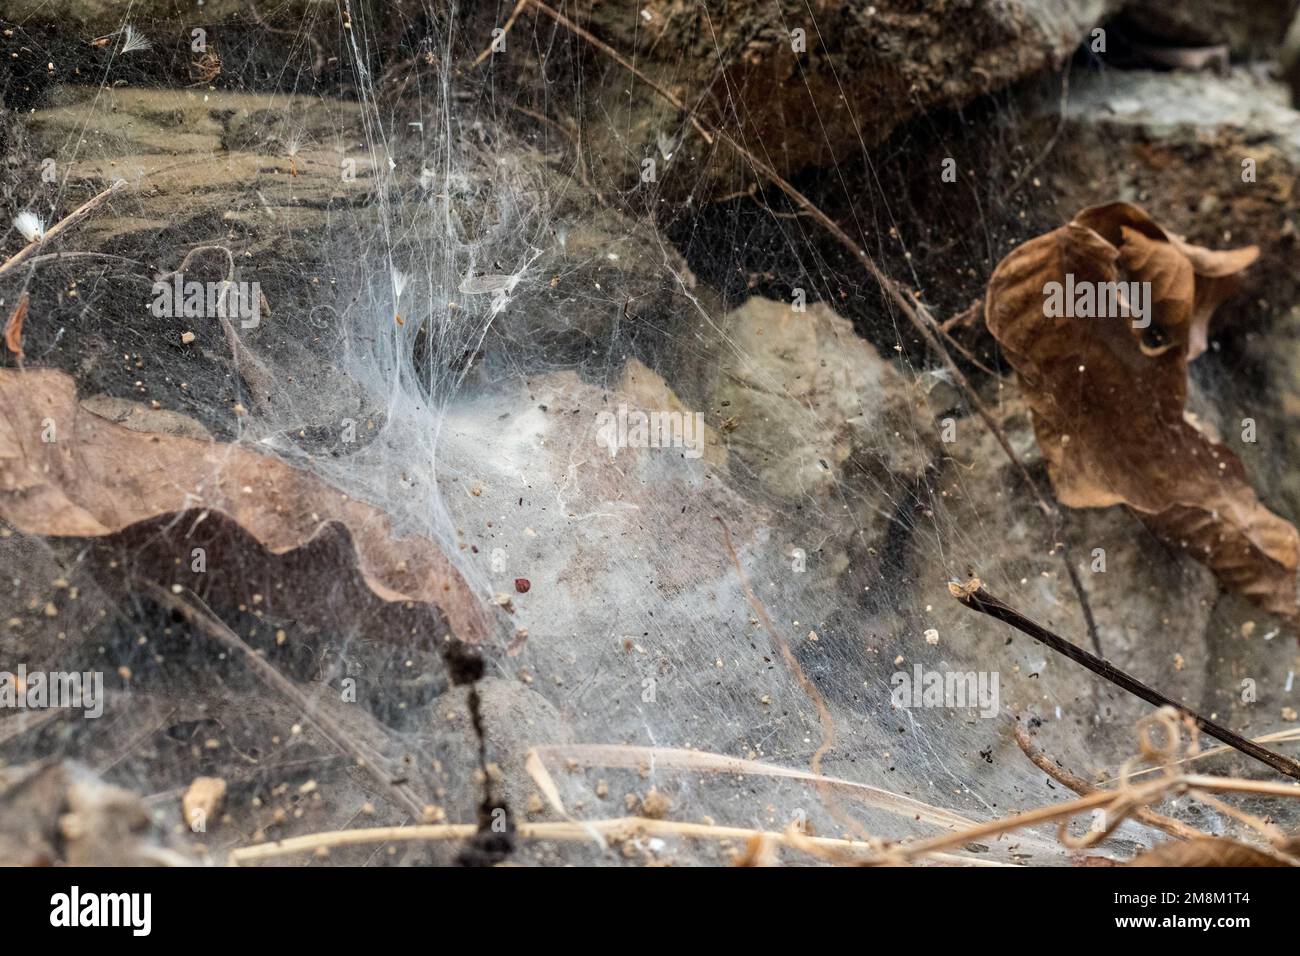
[1282, 9, 1300, 105]
[8, 80, 720, 444]
[712, 296, 932, 500]
[1121, 0, 1295, 59]
[0, 761, 190, 866]
[557, 0, 1119, 191]
[5, 0, 327, 29]
[22, 86, 369, 252]
[617, 358, 727, 470]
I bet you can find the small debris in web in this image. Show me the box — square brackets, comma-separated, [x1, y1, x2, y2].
[640, 788, 671, 819]
[182, 776, 226, 830]
[514, 577, 531, 593]
[442, 639, 485, 686]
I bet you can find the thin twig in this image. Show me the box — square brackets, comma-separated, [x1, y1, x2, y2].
[1099, 728, 1300, 785]
[228, 816, 1004, 866]
[507, 102, 594, 192]
[1013, 719, 1205, 840]
[139, 581, 427, 821]
[231, 764, 1300, 866]
[715, 517, 834, 778]
[938, 298, 983, 334]
[19, 251, 144, 270]
[0, 181, 127, 281]
[951, 579, 1300, 781]
[159, 244, 275, 408]
[863, 768, 1300, 865]
[1186, 787, 1289, 847]
[886, 785, 1151, 864]
[471, 0, 530, 67]
[531, 742, 976, 831]
[901, 288, 998, 377]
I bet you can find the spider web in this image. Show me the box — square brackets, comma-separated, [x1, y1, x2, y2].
[1, 0, 1298, 865]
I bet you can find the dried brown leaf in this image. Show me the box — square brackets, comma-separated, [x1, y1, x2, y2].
[4, 293, 28, 359]
[0, 368, 491, 642]
[986, 202, 1297, 616]
[1127, 836, 1295, 867]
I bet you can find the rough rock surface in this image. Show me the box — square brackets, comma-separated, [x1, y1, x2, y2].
[546, 0, 1121, 190]
[712, 297, 931, 501]
[0, 760, 190, 866]
[1123, 0, 1297, 59]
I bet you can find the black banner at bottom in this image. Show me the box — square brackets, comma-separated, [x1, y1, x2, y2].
[0, 864, 1284, 942]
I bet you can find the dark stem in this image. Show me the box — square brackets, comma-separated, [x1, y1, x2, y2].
[950, 580, 1300, 782]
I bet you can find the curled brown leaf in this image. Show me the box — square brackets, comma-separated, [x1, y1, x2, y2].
[0, 368, 491, 642]
[986, 202, 1298, 617]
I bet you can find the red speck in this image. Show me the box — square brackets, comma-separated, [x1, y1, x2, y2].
[514, 578, 531, 593]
